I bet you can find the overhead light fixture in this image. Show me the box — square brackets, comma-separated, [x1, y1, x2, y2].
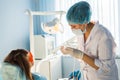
[25, 9, 66, 34]
[41, 17, 64, 34]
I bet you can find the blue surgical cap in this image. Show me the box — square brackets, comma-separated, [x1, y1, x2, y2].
[66, 1, 92, 24]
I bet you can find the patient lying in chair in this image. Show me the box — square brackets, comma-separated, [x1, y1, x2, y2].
[0, 49, 46, 80]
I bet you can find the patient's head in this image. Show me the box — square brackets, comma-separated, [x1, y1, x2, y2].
[4, 49, 31, 66]
[4, 49, 34, 80]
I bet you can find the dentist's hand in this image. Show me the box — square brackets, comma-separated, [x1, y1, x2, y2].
[60, 46, 84, 59]
[69, 70, 81, 80]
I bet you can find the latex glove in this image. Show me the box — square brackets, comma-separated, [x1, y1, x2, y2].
[60, 46, 84, 59]
[69, 70, 81, 80]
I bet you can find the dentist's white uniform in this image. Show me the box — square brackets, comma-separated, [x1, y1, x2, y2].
[77, 22, 119, 80]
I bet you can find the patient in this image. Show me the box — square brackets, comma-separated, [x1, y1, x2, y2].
[0, 49, 46, 80]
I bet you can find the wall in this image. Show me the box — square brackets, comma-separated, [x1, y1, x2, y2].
[0, 0, 32, 62]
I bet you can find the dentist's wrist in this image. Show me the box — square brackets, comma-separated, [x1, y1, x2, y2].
[72, 49, 84, 59]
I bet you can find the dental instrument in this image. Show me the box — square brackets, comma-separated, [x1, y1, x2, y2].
[52, 36, 76, 54]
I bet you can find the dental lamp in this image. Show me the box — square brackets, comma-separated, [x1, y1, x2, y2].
[41, 17, 64, 34]
[25, 9, 66, 34]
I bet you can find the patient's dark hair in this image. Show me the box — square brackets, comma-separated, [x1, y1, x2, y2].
[4, 49, 33, 80]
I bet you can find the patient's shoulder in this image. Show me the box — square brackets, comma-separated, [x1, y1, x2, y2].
[1, 62, 19, 71]
[0, 62, 22, 80]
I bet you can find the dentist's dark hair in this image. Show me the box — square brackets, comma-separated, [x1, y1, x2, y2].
[4, 49, 33, 80]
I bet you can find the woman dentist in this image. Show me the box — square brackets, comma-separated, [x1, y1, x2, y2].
[60, 1, 119, 80]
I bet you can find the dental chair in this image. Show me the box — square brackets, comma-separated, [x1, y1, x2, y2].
[35, 55, 81, 80]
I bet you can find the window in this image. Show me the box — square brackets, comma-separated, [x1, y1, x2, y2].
[34, 0, 120, 56]
[55, 0, 120, 56]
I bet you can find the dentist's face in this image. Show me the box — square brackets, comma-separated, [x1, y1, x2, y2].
[69, 24, 87, 36]
[69, 24, 86, 31]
